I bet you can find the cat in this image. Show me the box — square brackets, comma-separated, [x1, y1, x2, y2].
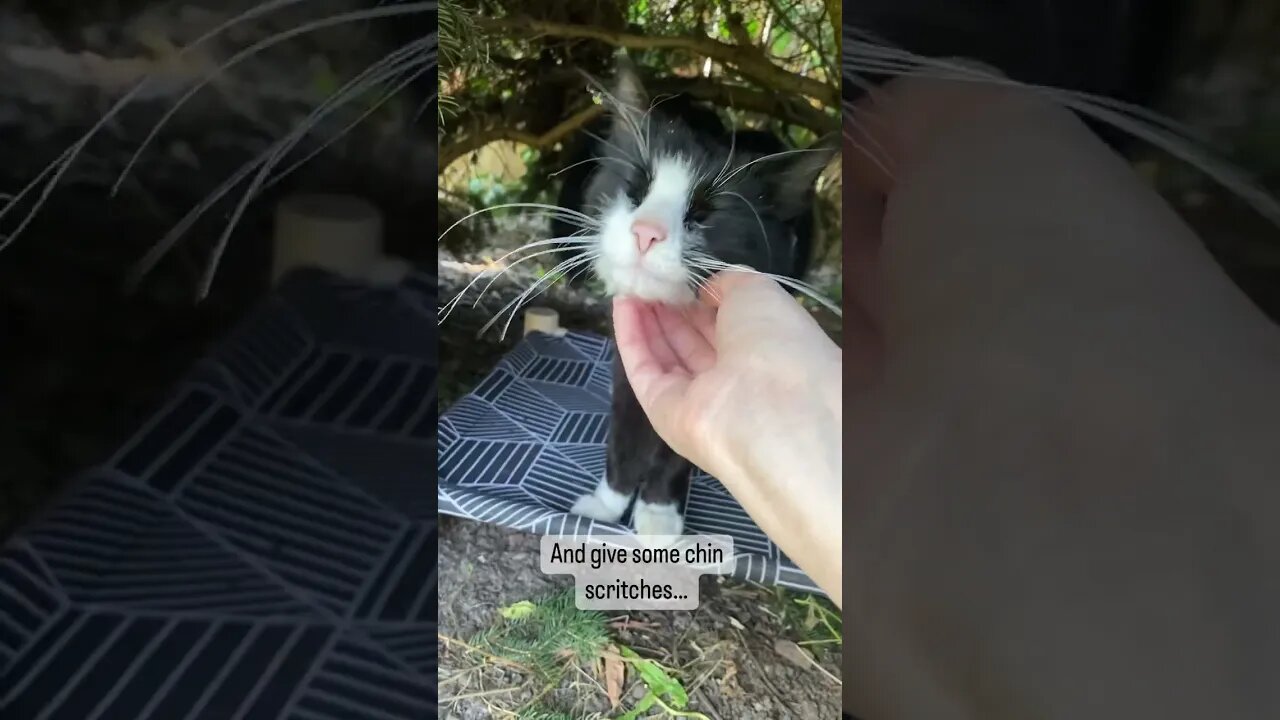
[556, 63, 836, 539]
[550, 96, 818, 283]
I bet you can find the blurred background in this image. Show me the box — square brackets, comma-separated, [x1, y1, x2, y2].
[845, 0, 1280, 328]
[0, 0, 436, 537]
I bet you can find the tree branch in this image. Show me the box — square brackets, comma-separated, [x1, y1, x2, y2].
[475, 16, 838, 107]
[648, 77, 836, 133]
[439, 104, 606, 170]
[765, 0, 837, 82]
[440, 75, 837, 172]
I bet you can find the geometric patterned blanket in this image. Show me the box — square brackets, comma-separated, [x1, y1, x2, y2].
[438, 329, 822, 595]
[0, 268, 436, 719]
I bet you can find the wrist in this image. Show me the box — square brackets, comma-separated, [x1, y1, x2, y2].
[701, 359, 843, 601]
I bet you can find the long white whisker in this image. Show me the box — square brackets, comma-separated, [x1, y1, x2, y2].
[438, 235, 594, 321]
[582, 129, 642, 171]
[265, 44, 437, 192]
[720, 191, 772, 260]
[564, 259, 597, 286]
[842, 97, 897, 178]
[127, 40, 432, 291]
[550, 155, 633, 177]
[845, 42, 1215, 146]
[713, 95, 739, 188]
[195, 49, 435, 297]
[843, 36, 1280, 227]
[586, 72, 650, 160]
[0, 0, 332, 249]
[479, 252, 598, 340]
[472, 243, 595, 310]
[112, 1, 437, 197]
[841, 113, 896, 180]
[438, 202, 600, 245]
[639, 93, 681, 157]
[497, 254, 598, 340]
[715, 147, 827, 189]
[687, 273, 721, 304]
[126, 149, 268, 288]
[685, 255, 841, 316]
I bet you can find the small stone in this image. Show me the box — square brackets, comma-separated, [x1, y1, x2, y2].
[773, 638, 812, 669]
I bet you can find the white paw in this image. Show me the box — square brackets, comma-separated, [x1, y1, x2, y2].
[570, 480, 630, 523]
[632, 500, 684, 542]
[570, 494, 623, 522]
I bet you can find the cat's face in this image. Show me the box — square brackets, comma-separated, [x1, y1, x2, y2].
[583, 69, 835, 304]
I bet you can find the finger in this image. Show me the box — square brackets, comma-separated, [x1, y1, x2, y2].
[683, 292, 720, 345]
[654, 303, 716, 374]
[701, 269, 773, 309]
[634, 300, 681, 374]
[697, 278, 724, 310]
[686, 301, 718, 347]
[611, 297, 649, 361]
[699, 270, 839, 363]
[613, 297, 687, 379]
[705, 270, 806, 323]
[612, 297, 661, 371]
[611, 297, 692, 431]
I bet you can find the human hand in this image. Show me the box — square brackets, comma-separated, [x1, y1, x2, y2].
[612, 271, 843, 602]
[611, 271, 840, 479]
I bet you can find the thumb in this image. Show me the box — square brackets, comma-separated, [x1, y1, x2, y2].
[612, 298, 694, 441]
[701, 270, 830, 356]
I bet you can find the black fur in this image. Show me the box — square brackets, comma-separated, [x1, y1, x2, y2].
[606, 353, 691, 522]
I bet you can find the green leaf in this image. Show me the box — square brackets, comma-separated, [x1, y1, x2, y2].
[770, 31, 793, 56]
[500, 600, 537, 620]
[619, 646, 688, 708]
[628, 0, 650, 24]
[615, 691, 658, 720]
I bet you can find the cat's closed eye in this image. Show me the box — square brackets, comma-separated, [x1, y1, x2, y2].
[684, 183, 713, 226]
[624, 171, 650, 205]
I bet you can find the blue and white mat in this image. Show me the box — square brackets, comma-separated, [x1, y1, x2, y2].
[437, 329, 822, 594]
[0, 268, 436, 719]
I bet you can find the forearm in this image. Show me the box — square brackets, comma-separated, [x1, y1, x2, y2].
[708, 352, 844, 605]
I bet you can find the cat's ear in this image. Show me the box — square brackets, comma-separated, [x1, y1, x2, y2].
[599, 55, 649, 154]
[611, 54, 648, 112]
[770, 134, 838, 221]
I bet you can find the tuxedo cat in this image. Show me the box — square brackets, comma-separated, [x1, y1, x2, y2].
[557, 65, 836, 538]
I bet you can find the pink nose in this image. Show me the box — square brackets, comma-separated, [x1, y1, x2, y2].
[632, 220, 667, 254]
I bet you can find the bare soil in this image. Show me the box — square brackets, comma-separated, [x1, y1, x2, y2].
[437, 518, 843, 720]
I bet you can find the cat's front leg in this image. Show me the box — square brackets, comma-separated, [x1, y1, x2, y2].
[572, 353, 692, 544]
[583, 356, 693, 543]
[570, 354, 645, 523]
[632, 451, 690, 541]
